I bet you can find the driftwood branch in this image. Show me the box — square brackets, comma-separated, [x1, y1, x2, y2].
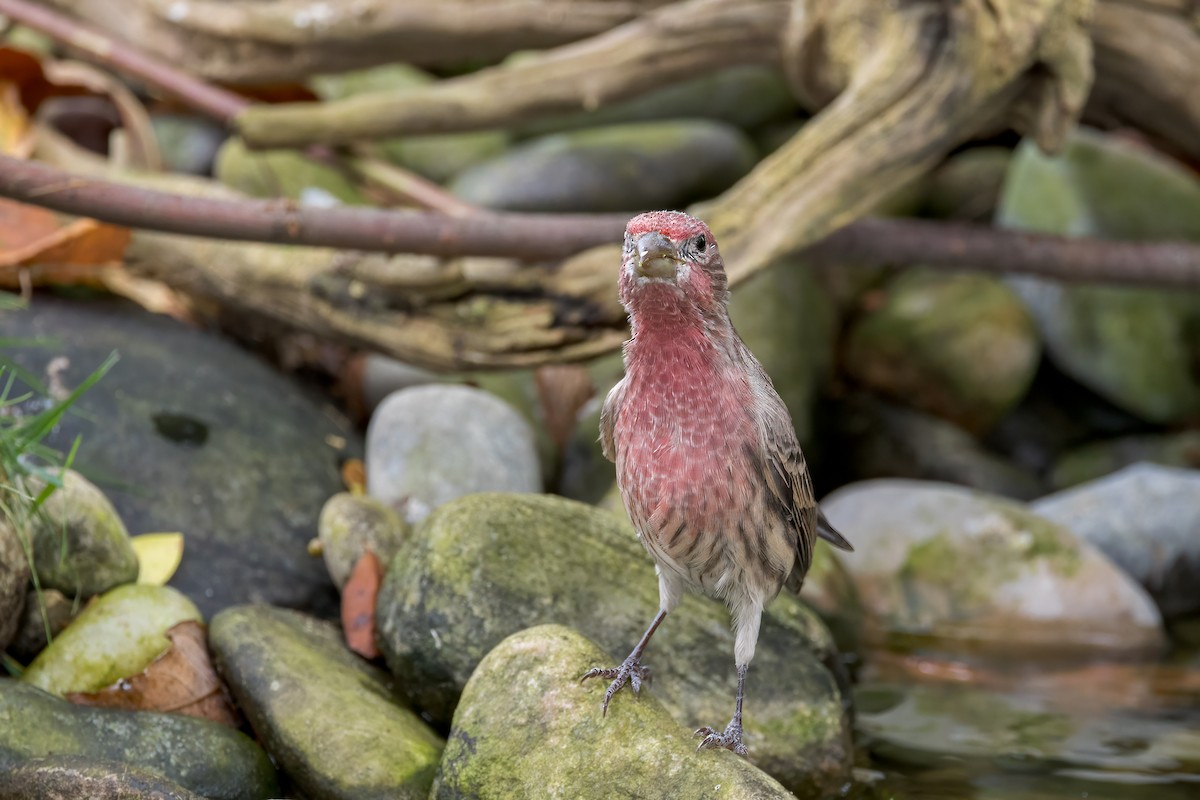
[1085, 0, 1200, 162]
[4, 152, 1200, 288]
[237, 0, 787, 146]
[35, 0, 668, 83]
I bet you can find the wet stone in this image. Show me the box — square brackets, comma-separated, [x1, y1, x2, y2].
[1, 297, 353, 619]
[0, 681, 277, 800]
[1032, 464, 1200, 619]
[432, 625, 796, 800]
[820, 479, 1166, 653]
[210, 605, 444, 800]
[376, 492, 852, 798]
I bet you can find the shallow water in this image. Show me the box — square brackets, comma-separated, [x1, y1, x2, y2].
[848, 643, 1200, 799]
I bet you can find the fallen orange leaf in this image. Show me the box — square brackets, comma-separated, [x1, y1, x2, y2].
[0, 197, 130, 288]
[65, 620, 239, 727]
[342, 550, 382, 659]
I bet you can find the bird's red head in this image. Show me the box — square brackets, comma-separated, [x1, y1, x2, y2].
[618, 211, 729, 322]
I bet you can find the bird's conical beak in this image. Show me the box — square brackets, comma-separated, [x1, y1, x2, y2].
[635, 232, 679, 279]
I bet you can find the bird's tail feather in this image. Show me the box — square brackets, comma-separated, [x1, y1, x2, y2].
[817, 508, 853, 551]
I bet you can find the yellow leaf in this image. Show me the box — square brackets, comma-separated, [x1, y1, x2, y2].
[131, 533, 185, 586]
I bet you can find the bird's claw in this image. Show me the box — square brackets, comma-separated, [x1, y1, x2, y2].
[695, 722, 748, 757]
[580, 657, 651, 716]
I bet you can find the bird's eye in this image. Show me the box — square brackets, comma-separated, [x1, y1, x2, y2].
[694, 235, 707, 252]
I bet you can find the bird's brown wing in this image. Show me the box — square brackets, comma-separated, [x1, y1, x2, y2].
[745, 348, 854, 591]
[758, 414, 820, 578]
[599, 377, 626, 463]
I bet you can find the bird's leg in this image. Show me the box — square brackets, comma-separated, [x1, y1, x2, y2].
[580, 608, 667, 716]
[695, 663, 749, 756]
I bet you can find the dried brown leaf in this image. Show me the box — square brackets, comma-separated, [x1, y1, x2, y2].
[65, 620, 239, 727]
[342, 550, 382, 659]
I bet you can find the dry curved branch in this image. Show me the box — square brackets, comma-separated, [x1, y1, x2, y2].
[39, 0, 669, 83]
[236, 0, 786, 147]
[1085, 0, 1200, 162]
[572, 0, 1095, 287]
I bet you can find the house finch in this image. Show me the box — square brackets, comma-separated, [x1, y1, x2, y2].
[581, 210, 853, 756]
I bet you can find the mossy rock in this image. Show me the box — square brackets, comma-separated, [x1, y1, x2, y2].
[377, 493, 852, 798]
[0, 518, 28, 649]
[450, 121, 757, 212]
[821, 479, 1165, 653]
[843, 271, 1039, 433]
[997, 128, 1200, 423]
[30, 469, 138, 599]
[21, 584, 201, 696]
[431, 625, 795, 799]
[215, 137, 366, 204]
[516, 65, 798, 137]
[210, 605, 444, 800]
[0, 681, 277, 800]
[311, 64, 509, 183]
[925, 147, 1012, 221]
[0, 756, 204, 800]
[1049, 430, 1200, 489]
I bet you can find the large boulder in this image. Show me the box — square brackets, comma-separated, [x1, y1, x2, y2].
[210, 605, 444, 800]
[432, 625, 796, 799]
[819, 480, 1165, 653]
[2, 297, 355, 618]
[997, 129, 1200, 424]
[1032, 464, 1200, 619]
[376, 493, 852, 797]
[0, 681, 277, 800]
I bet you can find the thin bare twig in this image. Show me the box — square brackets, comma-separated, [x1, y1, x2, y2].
[0, 153, 627, 259]
[0, 0, 249, 123]
[2, 153, 1199, 286]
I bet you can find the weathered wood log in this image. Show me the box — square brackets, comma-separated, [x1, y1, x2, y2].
[38, 0, 670, 82]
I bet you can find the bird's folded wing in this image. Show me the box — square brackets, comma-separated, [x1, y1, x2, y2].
[599, 377, 627, 463]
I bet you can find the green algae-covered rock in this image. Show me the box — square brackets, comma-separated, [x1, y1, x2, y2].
[450, 121, 757, 212]
[8, 588, 73, 662]
[312, 64, 509, 183]
[0, 756, 204, 800]
[821, 479, 1165, 653]
[432, 625, 795, 800]
[517, 65, 798, 136]
[210, 605, 443, 800]
[31, 470, 138, 599]
[997, 129, 1200, 423]
[21, 584, 201, 696]
[925, 147, 1012, 221]
[828, 396, 1044, 500]
[1050, 430, 1200, 489]
[215, 137, 366, 205]
[377, 493, 852, 798]
[0, 681, 277, 800]
[0, 518, 27, 650]
[318, 493, 409, 588]
[843, 271, 1039, 433]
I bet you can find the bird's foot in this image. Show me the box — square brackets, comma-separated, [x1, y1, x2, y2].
[695, 721, 748, 757]
[580, 656, 651, 716]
